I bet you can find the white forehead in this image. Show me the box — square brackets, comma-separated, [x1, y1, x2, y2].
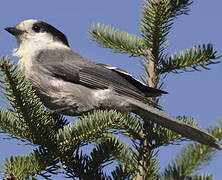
[15, 19, 40, 30]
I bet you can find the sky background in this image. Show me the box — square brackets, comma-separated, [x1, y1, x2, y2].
[0, 0, 222, 179]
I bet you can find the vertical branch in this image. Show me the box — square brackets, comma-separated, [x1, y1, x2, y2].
[145, 49, 158, 88]
[136, 131, 150, 180]
[136, 49, 159, 180]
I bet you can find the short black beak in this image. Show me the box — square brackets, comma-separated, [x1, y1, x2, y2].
[4, 27, 24, 36]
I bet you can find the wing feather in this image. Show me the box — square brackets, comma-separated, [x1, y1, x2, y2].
[97, 63, 167, 97]
[36, 49, 165, 105]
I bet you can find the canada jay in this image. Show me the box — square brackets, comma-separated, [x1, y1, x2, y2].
[4, 19, 222, 149]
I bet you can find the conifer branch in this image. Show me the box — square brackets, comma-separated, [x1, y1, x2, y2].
[187, 173, 213, 180]
[0, 57, 68, 147]
[101, 135, 138, 170]
[169, 0, 193, 16]
[159, 44, 220, 74]
[111, 165, 134, 180]
[140, 0, 192, 62]
[57, 110, 123, 149]
[161, 120, 222, 179]
[1, 152, 58, 180]
[0, 108, 28, 141]
[161, 144, 216, 179]
[112, 113, 142, 140]
[62, 137, 137, 179]
[90, 137, 137, 170]
[57, 110, 141, 158]
[89, 23, 146, 56]
[138, 151, 160, 180]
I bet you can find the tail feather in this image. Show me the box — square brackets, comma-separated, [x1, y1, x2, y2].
[129, 99, 222, 150]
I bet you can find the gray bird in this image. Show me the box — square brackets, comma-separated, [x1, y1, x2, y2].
[4, 19, 222, 149]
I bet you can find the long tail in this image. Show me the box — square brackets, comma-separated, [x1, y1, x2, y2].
[128, 99, 222, 150]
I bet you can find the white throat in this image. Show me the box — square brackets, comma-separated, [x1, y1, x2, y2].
[13, 36, 69, 78]
[12, 38, 69, 58]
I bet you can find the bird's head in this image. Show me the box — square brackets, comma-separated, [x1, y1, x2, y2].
[5, 19, 69, 54]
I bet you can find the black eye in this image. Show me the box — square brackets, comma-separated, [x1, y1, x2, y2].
[32, 25, 41, 33]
